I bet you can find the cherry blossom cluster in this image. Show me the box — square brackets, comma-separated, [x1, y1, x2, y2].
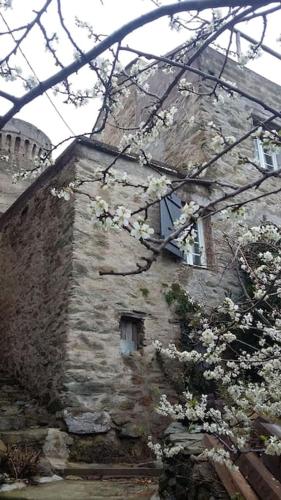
[152, 224, 281, 467]
[12, 156, 52, 183]
[208, 120, 236, 152]
[254, 126, 281, 153]
[50, 166, 198, 245]
[145, 175, 171, 199]
[50, 174, 159, 240]
[173, 201, 200, 255]
[178, 78, 194, 97]
[87, 197, 155, 239]
[119, 105, 178, 154]
[128, 58, 157, 89]
[238, 44, 262, 68]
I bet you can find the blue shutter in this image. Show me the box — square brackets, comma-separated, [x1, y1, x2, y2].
[160, 193, 183, 258]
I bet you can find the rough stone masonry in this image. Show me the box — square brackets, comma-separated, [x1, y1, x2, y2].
[0, 48, 281, 460]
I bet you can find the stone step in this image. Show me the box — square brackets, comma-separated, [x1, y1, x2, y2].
[0, 427, 49, 446]
[51, 459, 162, 479]
[0, 478, 160, 499]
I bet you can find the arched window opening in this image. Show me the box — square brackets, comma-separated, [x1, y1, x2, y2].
[15, 136, 21, 154]
[6, 134, 11, 152]
[24, 139, 30, 158]
[32, 144, 37, 158]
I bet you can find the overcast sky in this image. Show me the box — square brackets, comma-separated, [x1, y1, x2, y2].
[0, 0, 280, 154]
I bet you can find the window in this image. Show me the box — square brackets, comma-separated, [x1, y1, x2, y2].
[120, 316, 143, 355]
[254, 138, 281, 172]
[185, 220, 206, 267]
[160, 193, 208, 267]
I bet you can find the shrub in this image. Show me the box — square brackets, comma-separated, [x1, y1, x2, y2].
[4, 445, 40, 479]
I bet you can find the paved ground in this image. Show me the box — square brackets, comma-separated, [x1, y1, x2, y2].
[0, 479, 159, 499]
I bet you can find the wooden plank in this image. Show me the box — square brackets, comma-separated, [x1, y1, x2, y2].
[255, 418, 281, 439]
[204, 435, 258, 500]
[238, 452, 281, 500]
[254, 419, 281, 482]
[262, 423, 281, 439]
[262, 454, 281, 483]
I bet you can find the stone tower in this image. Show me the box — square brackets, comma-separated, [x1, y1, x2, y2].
[0, 117, 51, 213]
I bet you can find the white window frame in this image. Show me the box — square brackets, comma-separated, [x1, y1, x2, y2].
[255, 138, 280, 172]
[185, 219, 206, 267]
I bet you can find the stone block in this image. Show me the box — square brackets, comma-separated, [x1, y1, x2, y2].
[64, 410, 112, 434]
[164, 422, 186, 436]
[0, 439, 7, 458]
[119, 422, 145, 439]
[43, 428, 73, 460]
[169, 432, 204, 455]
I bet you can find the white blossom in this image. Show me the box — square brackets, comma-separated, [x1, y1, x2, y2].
[89, 196, 109, 218]
[265, 436, 281, 456]
[113, 206, 131, 227]
[145, 175, 171, 200]
[131, 219, 154, 240]
[50, 187, 71, 201]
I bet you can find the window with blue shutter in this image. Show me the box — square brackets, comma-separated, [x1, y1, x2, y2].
[160, 193, 208, 266]
[160, 192, 183, 258]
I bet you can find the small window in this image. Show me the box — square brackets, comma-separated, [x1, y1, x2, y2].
[120, 316, 143, 355]
[185, 220, 206, 267]
[254, 138, 281, 172]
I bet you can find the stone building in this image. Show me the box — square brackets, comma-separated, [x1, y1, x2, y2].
[0, 117, 51, 214]
[0, 48, 280, 459]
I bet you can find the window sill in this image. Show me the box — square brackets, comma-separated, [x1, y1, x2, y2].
[180, 261, 213, 271]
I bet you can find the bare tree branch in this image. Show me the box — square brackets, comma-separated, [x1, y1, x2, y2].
[0, 0, 276, 128]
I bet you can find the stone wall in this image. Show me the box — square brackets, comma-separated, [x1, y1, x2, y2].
[95, 47, 281, 294]
[85, 50, 281, 453]
[97, 47, 281, 171]
[96, 64, 205, 173]
[197, 49, 281, 228]
[96, 47, 281, 232]
[1, 49, 281, 454]
[0, 138, 236, 458]
[62, 142, 241, 450]
[0, 48, 280, 465]
[0, 160, 30, 214]
[0, 154, 75, 407]
[0, 138, 236, 459]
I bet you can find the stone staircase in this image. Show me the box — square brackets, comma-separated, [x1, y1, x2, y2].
[0, 373, 57, 448]
[0, 374, 161, 498]
[0, 478, 160, 499]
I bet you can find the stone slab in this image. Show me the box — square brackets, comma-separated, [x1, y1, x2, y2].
[64, 411, 111, 435]
[0, 479, 159, 499]
[52, 460, 162, 478]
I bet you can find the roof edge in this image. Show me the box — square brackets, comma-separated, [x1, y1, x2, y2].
[0, 137, 211, 230]
[0, 139, 78, 230]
